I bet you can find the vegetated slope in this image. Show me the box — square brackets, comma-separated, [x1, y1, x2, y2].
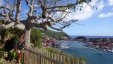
[39, 29, 70, 40]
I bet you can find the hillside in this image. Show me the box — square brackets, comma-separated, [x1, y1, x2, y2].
[39, 29, 70, 40]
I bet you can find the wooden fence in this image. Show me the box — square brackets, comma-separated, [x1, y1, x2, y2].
[24, 48, 86, 64]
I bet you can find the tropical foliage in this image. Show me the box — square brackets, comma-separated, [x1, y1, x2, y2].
[31, 28, 43, 48]
[40, 29, 70, 40]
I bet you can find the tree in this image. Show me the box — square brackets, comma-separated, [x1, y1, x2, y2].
[74, 36, 87, 41]
[0, 0, 91, 47]
[31, 28, 42, 48]
[1, 28, 23, 43]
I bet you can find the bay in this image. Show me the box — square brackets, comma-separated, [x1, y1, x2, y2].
[61, 42, 113, 64]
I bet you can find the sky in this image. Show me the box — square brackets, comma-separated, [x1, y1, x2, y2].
[63, 0, 113, 36]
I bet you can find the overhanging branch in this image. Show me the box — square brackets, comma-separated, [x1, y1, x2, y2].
[25, 0, 34, 16]
[0, 21, 25, 30]
[49, 20, 78, 31]
[15, 0, 22, 23]
[14, 23, 25, 30]
[47, 3, 75, 9]
[47, 11, 69, 23]
[0, 22, 15, 29]
[47, 0, 84, 9]
[0, 13, 6, 17]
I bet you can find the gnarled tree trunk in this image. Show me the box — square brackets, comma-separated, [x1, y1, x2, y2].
[25, 29, 31, 47]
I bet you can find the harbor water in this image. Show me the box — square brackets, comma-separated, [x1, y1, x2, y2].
[60, 41, 113, 64]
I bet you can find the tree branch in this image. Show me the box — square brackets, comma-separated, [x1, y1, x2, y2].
[25, 0, 29, 5]
[47, 12, 68, 23]
[38, 0, 47, 18]
[60, 20, 78, 29]
[0, 22, 15, 29]
[32, 22, 41, 28]
[32, 21, 52, 30]
[47, 3, 75, 9]
[14, 23, 25, 30]
[47, 10, 67, 13]
[4, 13, 11, 23]
[0, 13, 6, 17]
[0, 3, 15, 22]
[47, 0, 84, 9]
[49, 26, 62, 31]
[47, 16, 55, 21]
[49, 20, 78, 31]
[15, 0, 22, 23]
[25, 0, 34, 16]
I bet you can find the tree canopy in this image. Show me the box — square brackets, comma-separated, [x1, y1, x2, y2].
[0, 0, 92, 47]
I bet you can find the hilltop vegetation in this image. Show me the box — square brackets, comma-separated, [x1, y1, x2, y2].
[39, 29, 70, 40]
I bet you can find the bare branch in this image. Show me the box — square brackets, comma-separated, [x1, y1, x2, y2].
[0, 22, 25, 30]
[56, 12, 69, 22]
[14, 23, 25, 30]
[25, 0, 34, 16]
[33, 21, 53, 30]
[47, 10, 67, 13]
[31, 0, 34, 5]
[0, 22, 15, 29]
[0, 6, 11, 12]
[0, 13, 6, 17]
[60, 20, 78, 29]
[15, 0, 22, 23]
[25, 0, 29, 5]
[47, 0, 84, 9]
[49, 20, 78, 31]
[38, 0, 47, 18]
[31, 21, 48, 30]
[39, 0, 43, 7]
[49, 26, 62, 31]
[0, 6, 10, 17]
[4, 13, 11, 23]
[47, 12, 69, 23]
[47, 16, 55, 21]
[0, 2, 15, 21]
[32, 22, 41, 28]
[47, 3, 75, 9]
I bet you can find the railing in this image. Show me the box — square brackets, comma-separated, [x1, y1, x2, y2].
[24, 48, 86, 64]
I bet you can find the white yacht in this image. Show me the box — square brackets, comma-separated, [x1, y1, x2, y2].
[60, 43, 70, 49]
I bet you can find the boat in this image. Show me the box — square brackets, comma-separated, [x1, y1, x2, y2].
[60, 43, 70, 49]
[98, 51, 103, 55]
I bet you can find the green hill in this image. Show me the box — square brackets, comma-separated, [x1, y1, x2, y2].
[39, 29, 70, 40]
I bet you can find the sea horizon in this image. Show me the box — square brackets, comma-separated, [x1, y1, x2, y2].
[70, 35, 113, 39]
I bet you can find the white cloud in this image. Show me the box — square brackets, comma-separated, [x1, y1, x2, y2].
[62, 3, 94, 21]
[90, 0, 104, 11]
[89, 0, 97, 6]
[52, 0, 111, 21]
[64, 0, 105, 21]
[97, 0, 113, 18]
[98, 12, 113, 18]
[108, 0, 113, 6]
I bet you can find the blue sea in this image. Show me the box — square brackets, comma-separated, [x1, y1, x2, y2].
[61, 42, 113, 64]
